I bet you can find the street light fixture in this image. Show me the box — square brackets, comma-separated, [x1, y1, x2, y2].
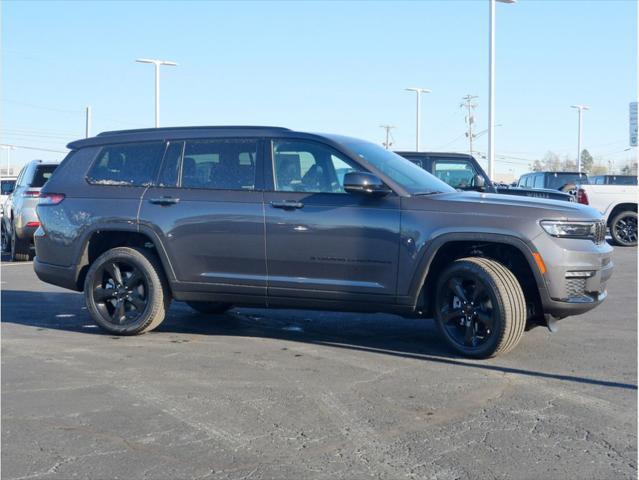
[135, 58, 178, 128]
[570, 104, 590, 172]
[405, 87, 431, 152]
[487, 0, 516, 180]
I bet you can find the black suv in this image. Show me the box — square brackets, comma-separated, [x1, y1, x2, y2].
[34, 127, 613, 358]
[517, 171, 589, 191]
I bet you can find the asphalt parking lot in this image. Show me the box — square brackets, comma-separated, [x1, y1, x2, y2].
[1, 247, 637, 480]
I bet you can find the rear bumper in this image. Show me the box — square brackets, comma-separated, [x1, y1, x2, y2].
[33, 257, 81, 291]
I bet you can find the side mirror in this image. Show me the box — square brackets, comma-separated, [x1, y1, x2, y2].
[343, 172, 391, 196]
[474, 174, 486, 189]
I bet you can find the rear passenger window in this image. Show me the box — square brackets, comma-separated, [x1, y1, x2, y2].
[87, 142, 165, 186]
[181, 139, 257, 190]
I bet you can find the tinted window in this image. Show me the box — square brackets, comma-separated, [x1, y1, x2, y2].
[533, 174, 544, 188]
[272, 140, 361, 193]
[181, 139, 257, 190]
[433, 160, 476, 188]
[30, 165, 58, 188]
[158, 141, 183, 187]
[339, 140, 454, 194]
[546, 173, 589, 189]
[87, 142, 165, 186]
[610, 176, 637, 185]
[1, 180, 15, 195]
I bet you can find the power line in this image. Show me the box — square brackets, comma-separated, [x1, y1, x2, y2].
[0, 143, 68, 154]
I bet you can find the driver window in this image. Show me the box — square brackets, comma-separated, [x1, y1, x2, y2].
[272, 140, 360, 193]
[433, 160, 476, 189]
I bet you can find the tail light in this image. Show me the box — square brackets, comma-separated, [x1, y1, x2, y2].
[38, 193, 65, 205]
[25, 221, 40, 228]
[24, 190, 40, 197]
[576, 188, 589, 205]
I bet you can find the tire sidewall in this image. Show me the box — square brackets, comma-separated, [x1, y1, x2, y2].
[84, 248, 162, 335]
[611, 211, 637, 247]
[434, 261, 506, 358]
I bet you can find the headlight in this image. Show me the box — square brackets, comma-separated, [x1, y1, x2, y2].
[540, 220, 598, 239]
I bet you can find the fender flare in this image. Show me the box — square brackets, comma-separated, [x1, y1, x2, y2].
[406, 231, 547, 307]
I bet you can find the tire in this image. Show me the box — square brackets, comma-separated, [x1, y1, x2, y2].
[1, 222, 10, 253]
[84, 247, 171, 335]
[609, 211, 637, 247]
[186, 301, 232, 315]
[10, 221, 30, 262]
[434, 257, 526, 358]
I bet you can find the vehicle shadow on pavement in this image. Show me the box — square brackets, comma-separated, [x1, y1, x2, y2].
[2, 289, 636, 391]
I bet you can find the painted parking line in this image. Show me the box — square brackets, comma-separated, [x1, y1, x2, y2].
[1, 262, 34, 266]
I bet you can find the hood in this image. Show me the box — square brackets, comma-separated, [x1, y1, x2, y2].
[404, 191, 602, 221]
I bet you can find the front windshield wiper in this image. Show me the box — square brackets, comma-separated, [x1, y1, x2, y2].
[412, 191, 445, 196]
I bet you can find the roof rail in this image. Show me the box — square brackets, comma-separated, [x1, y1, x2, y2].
[97, 126, 291, 137]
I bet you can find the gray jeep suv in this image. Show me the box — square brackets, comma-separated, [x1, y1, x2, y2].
[34, 127, 613, 358]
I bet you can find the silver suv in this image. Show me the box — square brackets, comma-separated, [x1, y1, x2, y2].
[33, 127, 613, 358]
[1, 160, 59, 261]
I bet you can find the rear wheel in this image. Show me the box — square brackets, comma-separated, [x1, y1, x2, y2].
[610, 211, 637, 247]
[84, 247, 171, 335]
[186, 301, 232, 315]
[10, 222, 30, 261]
[434, 257, 526, 358]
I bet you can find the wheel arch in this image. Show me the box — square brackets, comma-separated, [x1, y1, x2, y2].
[73, 224, 176, 291]
[409, 232, 547, 323]
[606, 202, 637, 226]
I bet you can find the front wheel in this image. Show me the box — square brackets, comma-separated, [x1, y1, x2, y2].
[610, 211, 637, 247]
[84, 247, 171, 335]
[434, 257, 526, 358]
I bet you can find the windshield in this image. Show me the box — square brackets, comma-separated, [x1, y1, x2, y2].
[547, 173, 589, 189]
[341, 140, 455, 195]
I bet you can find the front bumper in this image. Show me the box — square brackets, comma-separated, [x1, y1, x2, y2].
[534, 234, 614, 318]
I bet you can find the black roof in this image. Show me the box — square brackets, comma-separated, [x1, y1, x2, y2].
[394, 151, 474, 158]
[521, 171, 588, 176]
[68, 126, 293, 149]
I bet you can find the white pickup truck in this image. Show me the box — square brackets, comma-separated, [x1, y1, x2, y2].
[576, 183, 638, 246]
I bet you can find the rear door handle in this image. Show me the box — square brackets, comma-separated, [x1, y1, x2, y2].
[270, 200, 304, 210]
[149, 196, 180, 206]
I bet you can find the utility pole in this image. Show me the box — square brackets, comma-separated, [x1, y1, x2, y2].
[461, 95, 479, 156]
[570, 104, 589, 172]
[380, 125, 396, 150]
[405, 87, 431, 151]
[135, 58, 178, 128]
[1, 145, 15, 176]
[85, 106, 92, 138]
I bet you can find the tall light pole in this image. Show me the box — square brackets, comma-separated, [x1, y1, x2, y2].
[570, 104, 589, 172]
[1, 145, 15, 176]
[85, 106, 92, 138]
[135, 58, 178, 128]
[488, 0, 516, 180]
[405, 87, 431, 151]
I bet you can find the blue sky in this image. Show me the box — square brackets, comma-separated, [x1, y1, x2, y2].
[2, 0, 637, 177]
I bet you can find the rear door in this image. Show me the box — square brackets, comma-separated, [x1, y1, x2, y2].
[139, 138, 267, 298]
[263, 138, 400, 303]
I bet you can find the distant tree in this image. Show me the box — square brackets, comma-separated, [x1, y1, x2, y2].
[621, 163, 638, 175]
[590, 164, 608, 175]
[541, 151, 562, 171]
[580, 149, 594, 173]
[530, 160, 544, 172]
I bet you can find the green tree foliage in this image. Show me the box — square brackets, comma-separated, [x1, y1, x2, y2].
[580, 149, 594, 173]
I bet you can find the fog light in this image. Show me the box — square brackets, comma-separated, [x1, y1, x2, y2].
[565, 271, 595, 278]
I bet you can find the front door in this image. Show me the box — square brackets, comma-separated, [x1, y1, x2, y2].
[263, 138, 400, 303]
[139, 138, 266, 298]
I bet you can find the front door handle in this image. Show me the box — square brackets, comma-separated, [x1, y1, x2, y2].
[270, 200, 304, 210]
[149, 196, 180, 206]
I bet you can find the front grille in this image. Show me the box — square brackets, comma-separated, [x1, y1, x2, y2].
[593, 220, 606, 244]
[566, 278, 586, 298]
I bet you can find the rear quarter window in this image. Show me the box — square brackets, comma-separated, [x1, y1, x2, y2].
[87, 142, 166, 186]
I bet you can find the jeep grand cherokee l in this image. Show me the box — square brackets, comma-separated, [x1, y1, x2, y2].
[34, 127, 613, 358]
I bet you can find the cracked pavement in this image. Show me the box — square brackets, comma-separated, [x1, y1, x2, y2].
[1, 246, 637, 479]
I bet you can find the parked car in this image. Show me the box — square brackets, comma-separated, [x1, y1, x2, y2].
[575, 182, 638, 246]
[34, 127, 612, 358]
[517, 171, 589, 193]
[1, 176, 17, 217]
[590, 175, 637, 186]
[1, 160, 59, 260]
[396, 152, 573, 202]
